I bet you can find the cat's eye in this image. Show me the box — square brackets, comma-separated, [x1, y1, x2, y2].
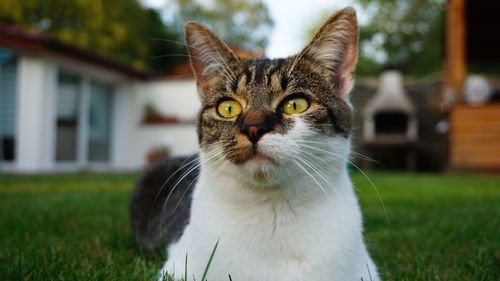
[217, 99, 242, 118]
[282, 97, 309, 115]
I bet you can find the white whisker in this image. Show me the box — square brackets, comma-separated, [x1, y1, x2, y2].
[296, 141, 389, 224]
[292, 155, 332, 199]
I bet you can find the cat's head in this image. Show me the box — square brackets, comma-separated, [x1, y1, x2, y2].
[185, 7, 358, 187]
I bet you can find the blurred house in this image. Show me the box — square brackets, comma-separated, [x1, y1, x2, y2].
[351, 0, 500, 172]
[0, 23, 201, 173]
[444, 0, 500, 171]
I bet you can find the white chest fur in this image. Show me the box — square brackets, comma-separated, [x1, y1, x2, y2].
[159, 166, 380, 281]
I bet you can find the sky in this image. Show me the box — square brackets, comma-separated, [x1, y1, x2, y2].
[141, 0, 367, 58]
[261, 0, 366, 58]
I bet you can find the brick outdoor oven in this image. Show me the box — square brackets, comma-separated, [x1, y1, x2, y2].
[362, 69, 419, 170]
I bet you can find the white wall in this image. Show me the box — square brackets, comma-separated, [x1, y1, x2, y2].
[14, 56, 51, 172]
[139, 79, 200, 121]
[120, 79, 201, 168]
[4, 52, 202, 172]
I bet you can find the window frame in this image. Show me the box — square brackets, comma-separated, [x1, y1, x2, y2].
[53, 69, 115, 169]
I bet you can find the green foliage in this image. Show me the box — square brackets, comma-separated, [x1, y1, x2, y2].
[356, 0, 445, 77]
[166, 0, 273, 50]
[0, 0, 274, 72]
[0, 172, 498, 280]
[0, 0, 186, 72]
[306, 1, 445, 77]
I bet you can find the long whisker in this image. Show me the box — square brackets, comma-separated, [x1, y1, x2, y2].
[299, 144, 363, 194]
[299, 156, 334, 188]
[151, 142, 225, 226]
[159, 146, 228, 232]
[171, 152, 227, 214]
[292, 155, 331, 199]
[347, 160, 390, 224]
[299, 138, 380, 164]
[147, 152, 200, 224]
[160, 146, 223, 210]
[297, 138, 381, 165]
[297, 142, 390, 224]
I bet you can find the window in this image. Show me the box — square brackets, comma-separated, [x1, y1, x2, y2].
[0, 49, 17, 162]
[55, 72, 80, 161]
[55, 71, 113, 165]
[88, 81, 112, 162]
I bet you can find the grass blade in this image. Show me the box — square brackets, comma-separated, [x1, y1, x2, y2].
[201, 239, 219, 281]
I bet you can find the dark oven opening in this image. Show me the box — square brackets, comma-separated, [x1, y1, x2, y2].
[374, 111, 408, 135]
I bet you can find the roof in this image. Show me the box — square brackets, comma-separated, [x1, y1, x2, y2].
[0, 23, 154, 80]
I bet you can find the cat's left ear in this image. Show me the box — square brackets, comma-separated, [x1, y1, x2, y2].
[185, 21, 238, 99]
[298, 7, 358, 98]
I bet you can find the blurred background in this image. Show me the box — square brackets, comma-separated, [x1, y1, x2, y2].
[1, 1, 499, 280]
[0, 0, 499, 173]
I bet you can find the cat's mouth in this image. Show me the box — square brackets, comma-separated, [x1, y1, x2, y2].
[224, 134, 278, 165]
[246, 144, 278, 164]
[249, 151, 274, 162]
[231, 144, 276, 165]
[239, 148, 278, 183]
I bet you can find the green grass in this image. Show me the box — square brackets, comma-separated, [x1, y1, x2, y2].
[0, 172, 499, 281]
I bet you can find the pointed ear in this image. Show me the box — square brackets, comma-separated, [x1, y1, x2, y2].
[299, 7, 358, 98]
[185, 21, 238, 98]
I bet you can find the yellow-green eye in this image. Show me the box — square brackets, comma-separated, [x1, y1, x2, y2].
[282, 98, 309, 115]
[217, 100, 242, 118]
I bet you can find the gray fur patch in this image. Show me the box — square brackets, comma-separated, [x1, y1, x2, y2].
[130, 155, 199, 252]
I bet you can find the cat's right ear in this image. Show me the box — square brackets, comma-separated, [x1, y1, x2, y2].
[185, 21, 238, 99]
[296, 7, 358, 98]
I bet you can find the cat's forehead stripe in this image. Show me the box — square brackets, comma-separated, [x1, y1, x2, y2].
[270, 74, 282, 92]
[236, 73, 247, 93]
[228, 58, 290, 95]
[242, 66, 253, 86]
[265, 59, 282, 87]
[253, 59, 270, 84]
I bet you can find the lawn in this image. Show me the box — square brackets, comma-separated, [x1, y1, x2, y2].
[0, 172, 498, 281]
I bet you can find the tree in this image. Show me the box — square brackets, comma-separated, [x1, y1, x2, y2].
[0, 0, 274, 71]
[165, 0, 273, 51]
[0, 0, 185, 72]
[306, 0, 445, 77]
[357, 0, 445, 77]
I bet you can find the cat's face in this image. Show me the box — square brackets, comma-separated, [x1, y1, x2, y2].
[186, 8, 358, 186]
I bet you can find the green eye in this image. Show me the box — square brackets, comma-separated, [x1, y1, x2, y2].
[217, 99, 242, 118]
[282, 97, 309, 115]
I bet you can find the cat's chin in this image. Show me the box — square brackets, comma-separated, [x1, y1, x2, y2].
[234, 153, 290, 187]
[246, 151, 276, 164]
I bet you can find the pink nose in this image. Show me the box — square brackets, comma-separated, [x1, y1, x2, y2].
[240, 110, 276, 144]
[247, 126, 259, 138]
[241, 123, 269, 144]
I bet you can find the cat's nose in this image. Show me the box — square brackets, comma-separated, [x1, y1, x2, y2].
[240, 111, 275, 144]
[241, 123, 271, 144]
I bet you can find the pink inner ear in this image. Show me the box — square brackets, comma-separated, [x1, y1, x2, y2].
[296, 8, 358, 98]
[184, 21, 238, 100]
[337, 72, 355, 98]
[335, 40, 357, 98]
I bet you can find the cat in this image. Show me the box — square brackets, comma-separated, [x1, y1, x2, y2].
[131, 6, 381, 281]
